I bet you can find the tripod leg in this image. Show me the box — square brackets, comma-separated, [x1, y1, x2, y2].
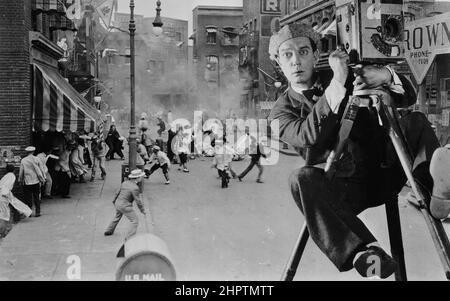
[380, 103, 450, 280]
[281, 223, 309, 281]
[385, 200, 407, 281]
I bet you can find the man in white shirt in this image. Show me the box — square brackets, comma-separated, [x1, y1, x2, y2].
[37, 149, 58, 199]
[19, 146, 46, 217]
[268, 23, 439, 279]
[145, 146, 171, 184]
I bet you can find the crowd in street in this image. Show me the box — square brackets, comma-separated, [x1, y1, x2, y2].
[0, 108, 270, 242]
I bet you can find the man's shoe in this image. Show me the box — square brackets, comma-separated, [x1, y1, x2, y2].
[90, 177, 95, 182]
[43, 195, 53, 199]
[165, 180, 170, 185]
[104, 231, 113, 236]
[35, 213, 41, 217]
[183, 168, 189, 173]
[353, 246, 398, 279]
[62, 195, 71, 199]
[256, 179, 264, 184]
[237, 176, 242, 182]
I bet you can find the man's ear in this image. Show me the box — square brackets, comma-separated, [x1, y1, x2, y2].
[313, 50, 320, 64]
[274, 56, 280, 66]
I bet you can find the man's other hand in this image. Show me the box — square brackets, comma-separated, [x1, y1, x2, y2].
[353, 65, 392, 91]
[329, 48, 349, 86]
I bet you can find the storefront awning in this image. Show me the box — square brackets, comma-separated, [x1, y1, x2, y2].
[33, 63, 103, 133]
[206, 27, 218, 33]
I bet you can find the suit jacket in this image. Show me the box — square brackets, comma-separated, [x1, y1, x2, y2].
[113, 180, 145, 214]
[19, 155, 46, 185]
[269, 72, 417, 180]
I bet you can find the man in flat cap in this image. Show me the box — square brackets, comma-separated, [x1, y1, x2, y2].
[268, 23, 441, 278]
[19, 146, 46, 217]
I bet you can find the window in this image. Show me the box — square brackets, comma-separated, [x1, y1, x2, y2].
[206, 26, 217, 44]
[205, 55, 218, 71]
[176, 32, 182, 42]
[222, 26, 238, 46]
[205, 55, 218, 82]
[224, 54, 234, 70]
[147, 60, 165, 75]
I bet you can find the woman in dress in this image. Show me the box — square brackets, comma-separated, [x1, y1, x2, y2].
[69, 139, 87, 183]
[0, 164, 32, 238]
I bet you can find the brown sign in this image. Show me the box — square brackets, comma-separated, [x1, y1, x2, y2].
[404, 12, 450, 84]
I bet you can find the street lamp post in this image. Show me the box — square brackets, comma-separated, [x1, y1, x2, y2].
[128, 0, 163, 171]
[128, 0, 137, 170]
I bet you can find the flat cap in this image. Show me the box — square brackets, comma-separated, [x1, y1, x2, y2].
[25, 146, 36, 152]
[269, 23, 321, 61]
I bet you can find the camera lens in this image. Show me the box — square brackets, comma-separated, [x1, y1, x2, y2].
[384, 17, 402, 40]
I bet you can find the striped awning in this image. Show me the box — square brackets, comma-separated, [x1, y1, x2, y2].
[33, 63, 103, 133]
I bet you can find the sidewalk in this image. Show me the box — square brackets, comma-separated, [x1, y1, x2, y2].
[0, 159, 150, 281]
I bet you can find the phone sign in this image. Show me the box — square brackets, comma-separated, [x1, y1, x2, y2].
[261, 0, 282, 15]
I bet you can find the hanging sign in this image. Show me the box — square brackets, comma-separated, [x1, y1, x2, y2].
[404, 12, 450, 85]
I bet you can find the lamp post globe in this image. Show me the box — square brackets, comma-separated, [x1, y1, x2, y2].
[153, 26, 163, 37]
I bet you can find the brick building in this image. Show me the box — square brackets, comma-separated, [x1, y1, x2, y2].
[0, 0, 102, 194]
[99, 13, 189, 117]
[190, 6, 243, 118]
[0, 0, 34, 175]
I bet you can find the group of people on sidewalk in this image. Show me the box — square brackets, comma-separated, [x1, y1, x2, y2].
[0, 124, 126, 232]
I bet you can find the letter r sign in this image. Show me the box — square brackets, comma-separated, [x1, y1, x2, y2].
[261, 0, 281, 15]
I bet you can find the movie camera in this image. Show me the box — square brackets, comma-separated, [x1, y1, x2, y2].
[335, 0, 404, 65]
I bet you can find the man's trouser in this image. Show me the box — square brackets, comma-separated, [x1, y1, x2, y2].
[239, 159, 263, 181]
[91, 156, 106, 179]
[50, 170, 59, 195]
[289, 111, 439, 272]
[148, 163, 169, 181]
[44, 171, 52, 196]
[179, 153, 188, 165]
[105, 203, 139, 241]
[58, 171, 71, 197]
[23, 183, 41, 215]
[218, 169, 230, 188]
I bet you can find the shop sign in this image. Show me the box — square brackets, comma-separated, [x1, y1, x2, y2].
[260, 0, 282, 15]
[404, 12, 450, 85]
